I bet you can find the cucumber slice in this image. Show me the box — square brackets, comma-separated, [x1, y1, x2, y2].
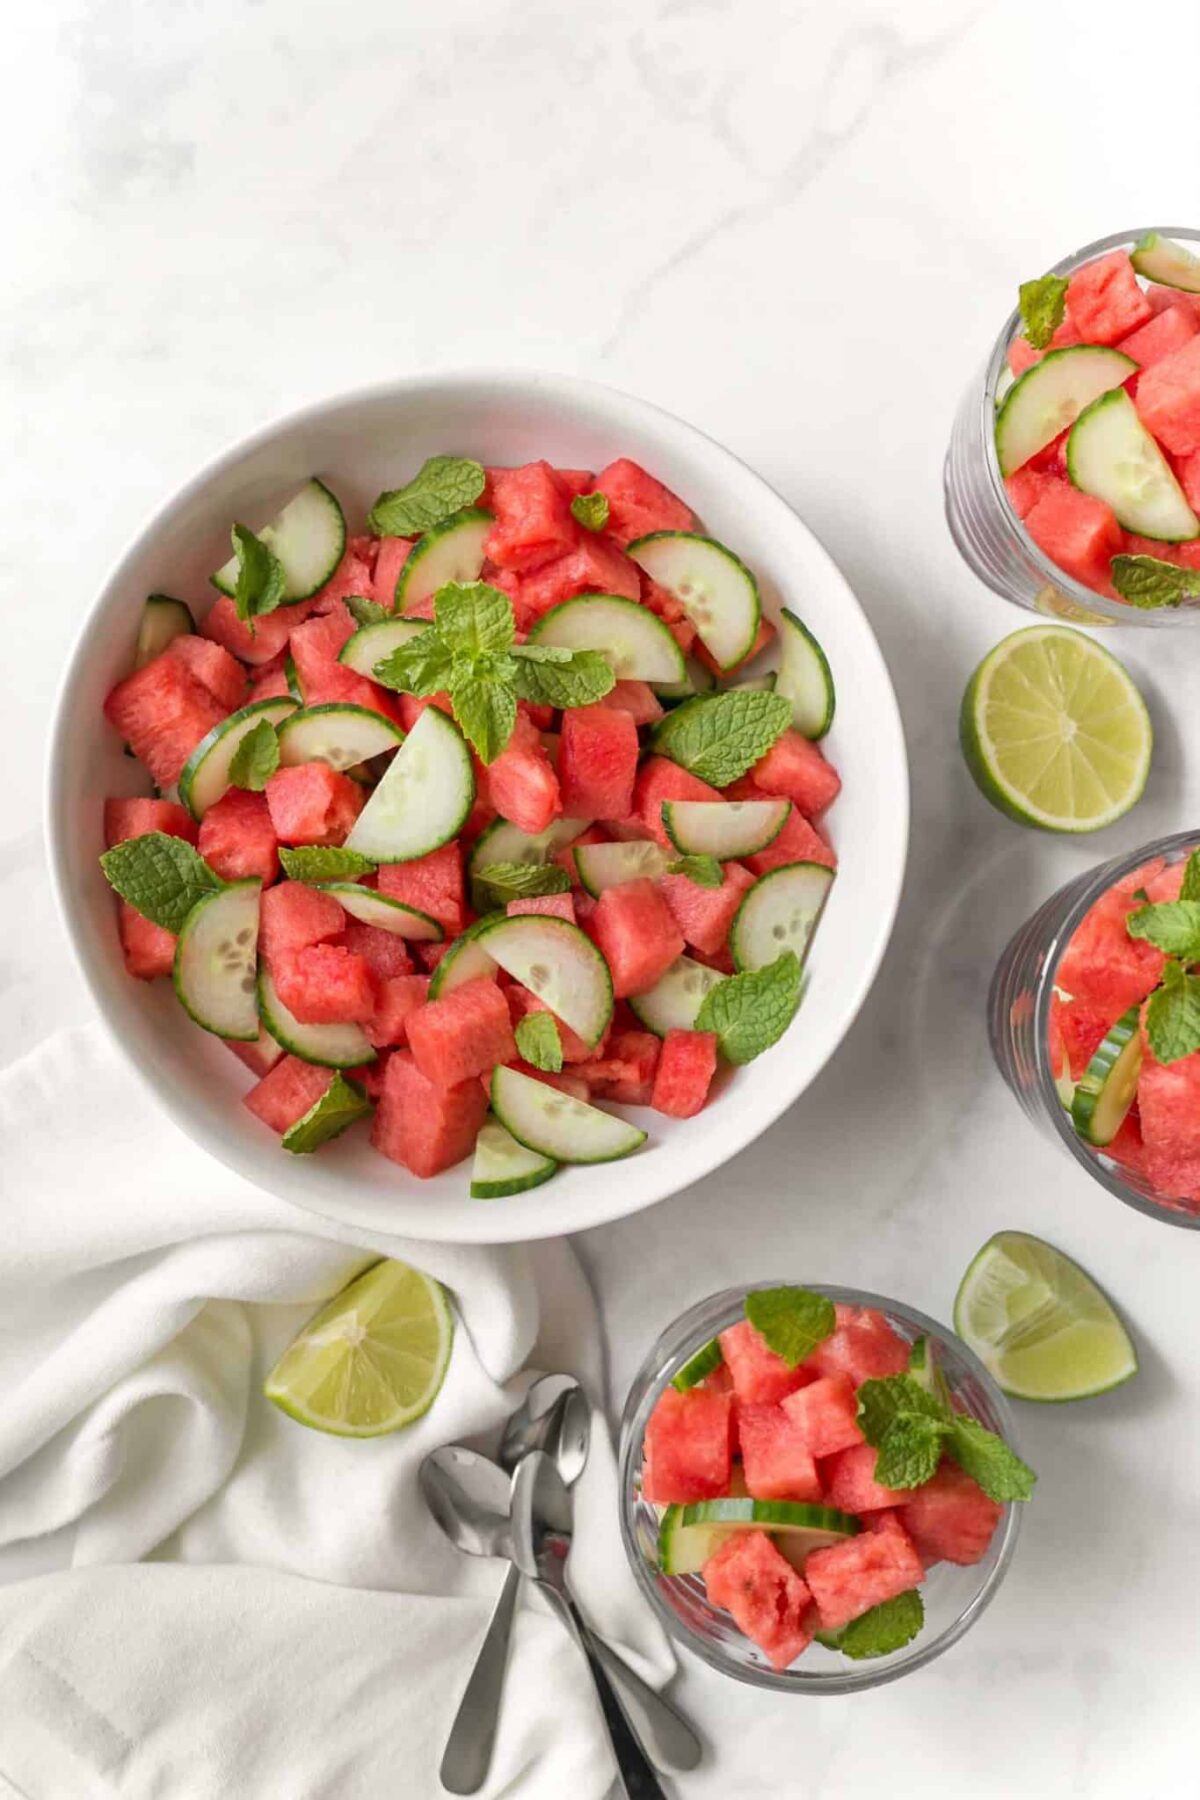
[725, 672, 777, 694]
[284, 652, 304, 704]
[344, 705, 474, 863]
[277, 704, 405, 772]
[628, 532, 760, 671]
[466, 815, 592, 886]
[338, 617, 429, 679]
[653, 655, 717, 703]
[731, 861, 834, 973]
[173, 881, 260, 1041]
[573, 839, 668, 897]
[212, 479, 347, 603]
[657, 1498, 858, 1578]
[526, 595, 686, 684]
[995, 345, 1138, 478]
[776, 608, 835, 740]
[474, 915, 613, 1046]
[670, 1339, 723, 1392]
[661, 798, 789, 860]
[317, 882, 442, 941]
[137, 594, 194, 668]
[1130, 231, 1200, 295]
[470, 1117, 557, 1199]
[1067, 386, 1200, 541]
[428, 914, 502, 999]
[1071, 1004, 1142, 1147]
[490, 1065, 646, 1164]
[257, 965, 375, 1068]
[627, 955, 727, 1037]
[179, 697, 297, 820]
[394, 508, 492, 614]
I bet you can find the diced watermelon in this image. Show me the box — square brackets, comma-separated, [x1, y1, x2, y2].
[1117, 302, 1199, 372]
[1003, 468, 1065, 521]
[506, 983, 600, 1063]
[634, 757, 722, 846]
[104, 652, 228, 789]
[559, 703, 638, 820]
[407, 975, 516, 1088]
[377, 843, 466, 936]
[580, 1028, 660, 1103]
[274, 943, 377, 1024]
[1054, 996, 1112, 1081]
[243, 1056, 333, 1133]
[1027, 427, 1071, 476]
[1021, 483, 1122, 589]
[553, 823, 607, 884]
[808, 1305, 910, 1385]
[264, 763, 364, 847]
[507, 892, 576, 923]
[738, 1403, 822, 1503]
[259, 881, 346, 960]
[601, 680, 664, 727]
[593, 458, 694, 548]
[804, 1513, 924, 1633]
[366, 973, 430, 1049]
[117, 903, 176, 979]
[1006, 336, 1041, 377]
[338, 919, 413, 981]
[288, 605, 395, 716]
[739, 799, 836, 876]
[1064, 251, 1153, 345]
[225, 1031, 284, 1078]
[1147, 284, 1200, 319]
[554, 468, 595, 498]
[651, 1029, 718, 1118]
[897, 1460, 1003, 1567]
[397, 691, 455, 732]
[104, 796, 198, 847]
[309, 543, 375, 615]
[201, 594, 307, 667]
[1134, 333, 1200, 455]
[641, 1385, 732, 1503]
[486, 713, 561, 836]
[821, 1444, 910, 1514]
[717, 1318, 812, 1407]
[484, 461, 578, 573]
[513, 533, 642, 618]
[371, 536, 415, 608]
[587, 878, 684, 998]
[370, 1050, 489, 1177]
[1135, 1024, 1200, 1172]
[780, 1374, 864, 1458]
[752, 731, 841, 820]
[702, 1531, 816, 1669]
[639, 574, 698, 654]
[661, 861, 755, 958]
[197, 788, 279, 885]
[165, 635, 249, 712]
[1055, 875, 1166, 1018]
[249, 655, 294, 702]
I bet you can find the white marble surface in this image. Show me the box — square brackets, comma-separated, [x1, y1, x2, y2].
[4, 0, 1200, 1793]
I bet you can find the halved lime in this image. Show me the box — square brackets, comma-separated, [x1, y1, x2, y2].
[954, 1231, 1137, 1402]
[959, 626, 1152, 832]
[265, 1259, 453, 1436]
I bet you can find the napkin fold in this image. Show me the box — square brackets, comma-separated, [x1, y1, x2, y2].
[0, 1027, 671, 1799]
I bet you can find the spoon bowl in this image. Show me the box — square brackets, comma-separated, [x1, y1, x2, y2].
[420, 1445, 514, 1562]
[499, 1374, 591, 1487]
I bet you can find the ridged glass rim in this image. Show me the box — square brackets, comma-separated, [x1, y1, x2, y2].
[981, 225, 1200, 628]
[617, 1282, 1023, 1695]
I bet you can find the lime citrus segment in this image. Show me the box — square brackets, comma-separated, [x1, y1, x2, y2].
[960, 626, 1152, 832]
[265, 1259, 453, 1437]
[954, 1230, 1137, 1402]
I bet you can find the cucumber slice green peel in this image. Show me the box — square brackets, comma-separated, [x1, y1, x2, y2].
[173, 880, 261, 1041]
[394, 508, 492, 613]
[670, 1339, 723, 1391]
[657, 1498, 858, 1578]
[470, 1117, 558, 1199]
[137, 595, 194, 668]
[344, 705, 474, 863]
[317, 883, 443, 941]
[1067, 387, 1200, 541]
[776, 608, 835, 740]
[428, 913, 502, 999]
[212, 478, 347, 603]
[994, 346, 1137, 478]
[490, 1065, 645, 1165]
[661, 798, 789, 860]
[1130, 232, 1200, 295]
[731, 861, 835, 974]
[257, 965, 375, 1068]
[1070, 1005, 1142, 1146]
[628, 531, 761, 671]
[277, 704, 404, 772]
[466, 816, 593, 886]
[526, 594, 686, 684]
[474, 914, 613, 1046]
[628, 955, 727, 1037]
[338, 617, 429, 678]
[573, 839, 668, 897]
[179, 697, 298, 820]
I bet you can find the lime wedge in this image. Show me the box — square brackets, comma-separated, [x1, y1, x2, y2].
[265, 1259, 453, 1436]
[959, 626, 1151, 832]
[954, 1231, 1137, 1402]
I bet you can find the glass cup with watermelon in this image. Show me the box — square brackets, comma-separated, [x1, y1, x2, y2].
[618, 1284, 1023, 1693]
[945, 227, 1200, 626]
[991, 830, 1200, 1228]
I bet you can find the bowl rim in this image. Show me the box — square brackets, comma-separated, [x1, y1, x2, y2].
[44, 368, 910, 1244]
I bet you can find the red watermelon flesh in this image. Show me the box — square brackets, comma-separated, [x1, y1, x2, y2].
[165, 635, 249, 712]
[1135, 1024, 1200, 1173]
[1147, 284, 1200, 319]
[718, 1319, 812, 1407]
[1054, 880, 1165, 1018]
[274, 944, 377, 1025]
[634, 757, 722, 846]
[117, 903, 176, 979]
[554, 468, 595, 498]
[1006, 336, 1041, 377]
[244, 1056, 333, 1133]
[288, 607, 395, 716]
[752, 731, 842, 820]
[513, 533, 642, 618]
[372, 536, 414, 608]
[104, 796, 197, 846]
[739, 799, 836, 876]
[370, 1050, 488, 1177]
[506, 984, 599, 1063]
[702, 1531, 816, 1670]
[406, 975, 516, 1088]
[641, 1385, 732, 1503]
[1118, 302, 1198, 372]
[264, 763, 364, 847]
[201, 594, 306, 666]
[639, 574, 699, 654]
[559, 703, 638, 820]
[580, 1028, 660, 1104]
[1027, 428, 1071, 476]
[600, 680, 664, 727]
[492, 1062, 590, 1103]
[738, 1403, 823, 1503]
[249, 655, 293, 702]
[397, 692, 455, 732]
[1134, 333, 1200, 455]
[197, 788, 279, 886]
[808, 1306, 910, 1385]
[593, 458, 694, 548]
[366, 974, 430, 1049]
[780, 1373, 864, 1458]
[378, 843, 466, 936]
[1055, 998, 1112, 1081]
[821, 1444, 910, 1513]
[694, 617, 776, 680]
[1065, 250, 1153, 344]
[1004, 468, 1064, 521]
[661, 861, 754, 958]
[554, 824, 608, 885]
[339, 919, 413, 981]
[897, 1460, 1003, 1567]
[651, 1029, 718, 1118]
[804, 1512, 924, 1633]
[309, 544, 375, 615]
[507, 893, 576, 924]
[484, 461, 578, 573]
[587, 878, 684, 998]
[225, 1031, 284, 1078]
[259, 881, 346, 960]
[486, 713, 561, 836]
[1022, 484, 1121, 589]
[104, 653, 228, 789]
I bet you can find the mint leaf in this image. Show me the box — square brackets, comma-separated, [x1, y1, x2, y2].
[856, 1374, 949, 1445]
[652, 691, 792, 787]
[373, 632, 455, 698]
[1110, 553, 1200, 610]
[278, 846, 377, 882]
[872, 1415, 949, 1490]
[435, 582, 515, 656]
[571, 492, 610, 531]
[510, 646, 616, 710]
[1018, 273, 1069, 351]
[1145, 958, 1200, 1063]
[99, 832, 222, 933]
[231, 523, 287, 626]
[367, 457, 486, 537]
[1132, 887, 1149, 904]
[665, 853, 724, 889]
[946, 1414, 1037, 1503]
[451, 661, 518, 763]
[346, 594, 390, 628]
[694, 950, 803, 1064]
[743, 1286, 835, 1367]
[819, 1591, 925, 1660]
[1127, 899, 1200, 960]
[473, 861, 571, 910]
[281, 1074, 372, 1154]
[515, 1012, 563, 1073]
[228, 718, 280, 792]
[1180, 852, 1200, 903]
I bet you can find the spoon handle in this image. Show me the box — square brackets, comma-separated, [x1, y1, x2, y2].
[439, 1561, 521, 1795]
[586, 1633, 702, 1773]
[541, 1585, 668, 1800]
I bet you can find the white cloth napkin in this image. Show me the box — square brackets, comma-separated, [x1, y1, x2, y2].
[0, 1027, 672, 1799]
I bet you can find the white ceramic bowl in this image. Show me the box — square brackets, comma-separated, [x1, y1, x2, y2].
[47, 371, 908, 1244]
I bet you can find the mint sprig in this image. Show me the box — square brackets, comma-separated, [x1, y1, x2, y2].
[1144, 958, 1200, 1064]
[367, 456, 486, 537]
[652, 691, 792, 787]
[694, 950, 803, 1064]
[99, 832, 222, 933]
[1127, 900, 1200, 961]
[743, 1286, 835, 1367]
[1110, 554, 1200, 610]
[281, 1074, 372, 1154]
[228, 719, 280, 792]
[571, 492, 610, 532]
[665, 853, 724, 889]
[472, 861, 571, 910]
[231, 524, 286, 626]
[515, 1012, 563, 1073]
[346, 595, 390, 628]
[278, 846, 377, 883]
[947, 1413, 1037, 1503]
[1018, 272, 1069, 351]
[510, 645, 615, 711]
[818, 1590, 924, 1660]
[856, 1373, 1036, 1502]
[1180, 850, 1200, 902]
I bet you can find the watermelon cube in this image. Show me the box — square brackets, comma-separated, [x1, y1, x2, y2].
[1135, 1028, 1200, 1167]
[244, 1056, 333, 1133]
[1006, 336, 1041, 377]
[1021, 483, 1122, 588]
[661, 860, 755, 956]
[372, 536, 415, 608]
[1147, 284, 1200, 319]
[600, 680, 664, 727]
[897, 1460, 1003, 1567]
[1003, 468, 1065, 521]
[804, 1512, 924, 1633]
[639, 574, 698, 654]
[1054, 996, 1113, 1080]
[634, 757, 722, 846]
[104, 652, 228, 789]
[249, 656, 294, 702]
[780, 1374, 864, 1458]
[593, 458, 694, 548]
[808, 1305, 910, 1385]
[651, 1029, 718, 1118]
[718, 1319, 811, 1407]
[587, 878, 685, 998]
[310, 543, 375, 614]
[486, 713, 561, 836]
[513, 532, 642, 618]
[641, 1385, 732, 1503]
[406, 975, 517, 1088]
[579, 1028, 660, 1103]
[506, 984, 599, 1063]
[366, 973, 430, 1049]
[377, 843, 466, 936]
[484, 461, 578, 572]
[201, 594, 305, 667]
[259, 881, 345, 961]
[339, 919, 413, 981]
[1117, 302, 1198, 372]
[1064, 251, 1153, 345]
[738, 1403, 823, 1503]
[117, 903, 176, 979]
[740, 799, 836, 876]
[165, 635, 249, 712]
[1134, 334, 1200, 454]
[225, 1030, 284, 1078]
[274, 944, 377, 1025]
[104, 796, 198, 847]
[752, 731, 841, 820]
[370, 1050, 489, 1177]
[702, 1531, 816, 1670]
[559, 703, 638, 820]
[507, 892, 576, 923]
[821, 1444, 909, 1514]
[1055, 876, 1166, 1018]
[197, 788, 279, 886]
[289, 607, 394, 715]
[265, 763, 365, 847]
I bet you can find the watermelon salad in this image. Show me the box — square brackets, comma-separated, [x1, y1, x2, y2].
[99, 453, 843, 1194]
[636, 1287, 1033, 1671]
[997, 234, 1200, 606]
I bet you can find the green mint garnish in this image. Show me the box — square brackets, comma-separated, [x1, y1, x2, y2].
[945, 1413, 1037, 1503]
[367, 457, 486, 537]
[281, 1074, 372, 1154]
[857, 1373, 1036, 1501]
[451, 667, 519, 765]
[284, 653, 304, 705]
[818, 1590, 925, 1660]
[570, 492, 610, 532]
[375, 632, 456, 700]
[436, 581, 515, 656]
[99, 832, 222, 933]
[652, 691, 792, 787]
[1180, 850, 1200, 902]
[665, 853, 724, 889]
[510, 644, 615, 710]
[872, 1414, 947, 1490]
[1127, 900, 1200, 961]
[228, 718, 280, 792]
[472, 861, 571, 911]
[345, 594, 390, 628]
[515, 1011, 563, 1073]
[1131, 887, 1149, 903]
[743, 1286, 836, 1367]
[1144, 958, 1200, 1064]
[231, 523, 286, 626]
[694, 950, 803, 1064]
[1110, 554, 1200, 610]
[278, 846, 377, 883]
[1018, 272, 1069, 351]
